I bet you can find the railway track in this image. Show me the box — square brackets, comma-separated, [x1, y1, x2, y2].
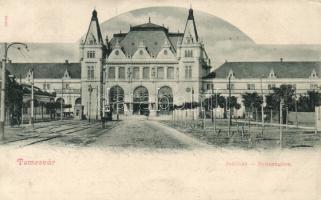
[3, 121, 103, 147]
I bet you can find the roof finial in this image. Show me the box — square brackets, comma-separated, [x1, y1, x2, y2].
[148, 16, 151, 23]
[190, 0, 192, 9]
[92, 8, 97, 18]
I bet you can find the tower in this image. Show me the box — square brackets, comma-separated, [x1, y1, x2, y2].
[80, 9, 106, 120]
[176, 8, 208, 104]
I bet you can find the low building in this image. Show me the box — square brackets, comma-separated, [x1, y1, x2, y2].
[202, 59, 321, 117]
[7, 61, 82, 116]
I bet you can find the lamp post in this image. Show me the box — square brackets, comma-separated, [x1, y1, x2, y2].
[88, 84, 93, 123]
[192, 87, 194, 122]
[1, 42, 28, 140]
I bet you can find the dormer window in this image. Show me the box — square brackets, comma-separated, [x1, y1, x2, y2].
[310, 69, 318, 78]
[227, 69, 235, 79]
[269, 69, 276, 78]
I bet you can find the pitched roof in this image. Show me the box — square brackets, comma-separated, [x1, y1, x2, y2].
[84, 10, 104, 45]
[208, 61, 321, 79]
[130, 22, 169, 32]
[7, 62, 81, 79]
[109, 23, 183, 57]
[183, 8, 198, 42]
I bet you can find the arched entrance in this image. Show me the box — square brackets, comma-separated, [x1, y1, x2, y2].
[56, 97, 65, 104]
[56, 97, 65, 117]
[133, 86, 149, 115]
[74, 97, 83, 119]
[158, 86, 173, 114]
[75, 97, 81, 105]
[109, 86, 125, 114]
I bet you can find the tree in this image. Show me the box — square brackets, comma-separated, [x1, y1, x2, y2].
[266, 85, 295, 124]
[242, 92, 263, 120]
[307, 90, 321, 111]
[203, 93, 225, 111]
[5, 72, 23, 126]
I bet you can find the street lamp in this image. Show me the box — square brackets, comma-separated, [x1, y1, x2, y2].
[127, 68, 132, 114]
[88, 84, 93, 123]
[1, 42, 28, 140]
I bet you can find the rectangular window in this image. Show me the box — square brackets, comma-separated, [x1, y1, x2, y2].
[188, 66, 192, 79]
[90, 66, 94, 79]
[185, 66, 192, 79]
[185, 66, 188, 79]
[118, 67, 125, 79]
[268, 84, 275, 90]
[167, 67, 174, 79]
[133, 67, 140, 79]
[310, 84, 318, 90]
[143, 67, 150, 79]
[157, 67, 164, 79]
[87, 50, 96, 58]
[108, 67, 115, 79]
[206, 84, 211, 90]
[247, 84, 255, 90]
[87, 66, 94, 80]
[227, 83, 235, 90]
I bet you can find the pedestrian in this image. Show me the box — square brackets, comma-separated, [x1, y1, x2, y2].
[146, 110, 150, 120]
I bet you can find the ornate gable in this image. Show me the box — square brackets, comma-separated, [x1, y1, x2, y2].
[227, 69, 235, 79]
[310, 68, 318, 79]
[63, 69, 71, 79]
[132, 41, 151, 59]
[109, 40, 127, 59]
[156, 39, 176, 59]
[268, 69, 276, 79]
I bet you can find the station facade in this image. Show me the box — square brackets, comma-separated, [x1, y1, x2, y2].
[80, 9, 211, 118]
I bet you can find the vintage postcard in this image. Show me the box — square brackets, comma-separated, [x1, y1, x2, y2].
[0, 0, 321, 199]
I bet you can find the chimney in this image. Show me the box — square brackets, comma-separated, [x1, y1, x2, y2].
[65, 59, 69, 64]
[280, 58, 283, 62]
[8, 60, 12, 64]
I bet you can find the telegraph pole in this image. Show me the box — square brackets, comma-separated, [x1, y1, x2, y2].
[260, 77, 264, 135]
[0, 58, 6, 140]
[280, 98, 284, 148]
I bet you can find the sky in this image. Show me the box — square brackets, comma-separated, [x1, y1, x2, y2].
[0, 0, 321, 44]
[0, 0, 320, 67]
